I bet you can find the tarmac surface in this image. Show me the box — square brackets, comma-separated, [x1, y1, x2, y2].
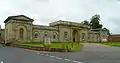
[0, 43, 120, 63]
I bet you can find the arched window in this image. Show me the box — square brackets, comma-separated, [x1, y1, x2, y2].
[44, 31, 49, 37]
[34, 33, 38, 38]
[44, 34, 47, 37]
[20, 28, 24, 39]
[53, 32, 57, 39]
[82, 33, 85, 40]
[53, 35, 56, 39]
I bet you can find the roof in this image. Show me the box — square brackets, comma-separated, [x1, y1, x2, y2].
[4, 15, 34, 23]
[33, 25, 58, 30]
[49, 20, 89, 28]
[110, 34, 120, 36]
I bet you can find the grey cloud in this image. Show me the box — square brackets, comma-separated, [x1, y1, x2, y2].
[106, 17, 120, 33]
[0, 0, 120, 34]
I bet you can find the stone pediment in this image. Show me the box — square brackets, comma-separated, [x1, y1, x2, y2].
[4, 15, 34, 23]
[13, 15, 33, 20]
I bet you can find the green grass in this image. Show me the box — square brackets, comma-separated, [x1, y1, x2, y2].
[21, 42, 83, 52]
[99, 42, 120, 47]
[88, 42, 120, 47]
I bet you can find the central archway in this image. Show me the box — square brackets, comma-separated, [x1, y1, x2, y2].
[72, 29, 79, 42]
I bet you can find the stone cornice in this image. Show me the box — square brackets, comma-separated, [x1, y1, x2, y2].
[49, 20, 89, 28]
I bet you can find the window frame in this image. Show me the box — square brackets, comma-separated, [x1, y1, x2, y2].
[64, 31, 68, 39]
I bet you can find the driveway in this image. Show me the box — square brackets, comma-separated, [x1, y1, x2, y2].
[0, 45, 73, 63]
[48, 43, 120, 63]
[0, 43, 120, 63]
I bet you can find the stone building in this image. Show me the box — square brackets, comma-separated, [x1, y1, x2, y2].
[1, 15, 108, 43]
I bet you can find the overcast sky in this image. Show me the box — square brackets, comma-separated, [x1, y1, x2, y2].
[0, 0, 120, 34]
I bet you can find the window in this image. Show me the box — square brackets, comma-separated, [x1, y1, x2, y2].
[44, 34, 47, 37]
[53, 32, 57, 39]
[34, 33, 38, 38]
[20, 28, 24, 39]
[82, 33, 85, 40]
[64, 31, 68, 39]
[53, 35, 56, 39]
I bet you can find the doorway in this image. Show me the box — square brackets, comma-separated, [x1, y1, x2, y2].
[72, 29, 79, 42]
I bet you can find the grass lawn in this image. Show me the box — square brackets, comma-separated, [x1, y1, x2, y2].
[22, 42, 83, 52]
[89, 42, 120, 47]
[99, 42, 120, 47]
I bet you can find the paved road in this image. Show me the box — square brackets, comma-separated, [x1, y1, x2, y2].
[49, 43, 120, 63]
[0, 43, 120, 63]
[0, 45, 74, 63]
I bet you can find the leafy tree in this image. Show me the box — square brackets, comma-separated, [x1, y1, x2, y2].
[90, 14, 102, 29]
[81, 20, 89, 25]
[103, 27, 110, 35]
[81, 14, 110, 35]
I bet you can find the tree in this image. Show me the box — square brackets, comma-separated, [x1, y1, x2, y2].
[81, 20, 89, 25]
[90, 14, 102, 29]
[103, 27, 110, 35]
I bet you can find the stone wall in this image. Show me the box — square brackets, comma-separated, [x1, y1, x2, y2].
[58, 25, 89, 42]
[3, 15, 108, 43]
[4, 15, 33, 43]
[32, 28, 58, 42]
[5, 20, 13, 42]
[59, 26, 71, 42]
[100, 30, 108, 42]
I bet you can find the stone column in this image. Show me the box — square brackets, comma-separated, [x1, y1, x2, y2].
[70, 27, 72, 42]
[77, 30, 80, 42]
